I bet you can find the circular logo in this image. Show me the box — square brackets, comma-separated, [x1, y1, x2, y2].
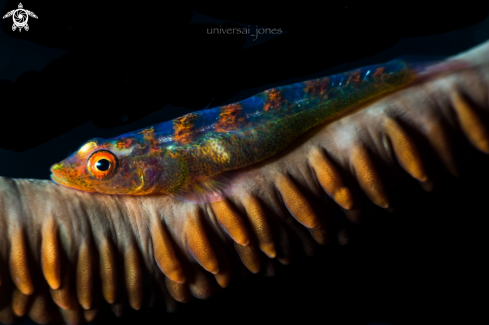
[2, 3, 38, 32]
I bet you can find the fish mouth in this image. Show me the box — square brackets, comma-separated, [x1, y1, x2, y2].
[50, 163, 66, 184]
[50, 163, 95, 192]
[50, 169, 71, 187]
[49, 172, 66, 186]
[50, 164, 63, 183]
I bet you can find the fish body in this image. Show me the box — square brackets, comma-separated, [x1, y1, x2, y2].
[50, 60, 425, 200]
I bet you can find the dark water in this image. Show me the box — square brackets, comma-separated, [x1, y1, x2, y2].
[1, 1, 489, 324]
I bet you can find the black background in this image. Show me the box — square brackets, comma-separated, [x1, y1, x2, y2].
[1, 1, 489, 324]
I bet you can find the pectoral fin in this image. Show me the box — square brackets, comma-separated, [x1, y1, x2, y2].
[173, 172, 244, 204]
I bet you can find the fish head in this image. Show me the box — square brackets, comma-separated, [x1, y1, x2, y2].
[50, 136, 164, 195]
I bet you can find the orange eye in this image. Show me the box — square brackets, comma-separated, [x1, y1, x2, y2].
[87, 150, 118, 180]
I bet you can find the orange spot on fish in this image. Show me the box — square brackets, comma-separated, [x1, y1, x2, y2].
[346, 70, 361, 84]
[115, 138, 132, 149]
[168, 151, 178, 159]
[215, 103, 243, 132]
[373, 67, 385, 77]
[173, 113, 198, 144]
[304, 78, 330, 99]
[263, 88, 287, 112]
[138, 127, 159, 150]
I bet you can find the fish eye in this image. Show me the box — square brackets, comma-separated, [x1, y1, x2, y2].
[96, 159, 110, 171]
[87, 150, 118, 180]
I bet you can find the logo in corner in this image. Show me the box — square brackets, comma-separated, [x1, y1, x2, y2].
[2, 3, 38, 32]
